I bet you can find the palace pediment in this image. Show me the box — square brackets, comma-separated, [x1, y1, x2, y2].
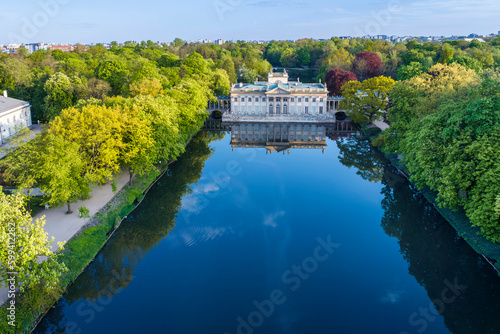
[266, 87, 291, 95]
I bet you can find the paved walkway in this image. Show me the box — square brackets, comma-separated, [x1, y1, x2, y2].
[0, 124, 42, 159]
[0, 170, 130, 306]
[372, 120, 390, 131]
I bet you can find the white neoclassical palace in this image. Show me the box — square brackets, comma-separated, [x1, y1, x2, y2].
[0, 91, 32, 143]
[222, 69, 337, 123]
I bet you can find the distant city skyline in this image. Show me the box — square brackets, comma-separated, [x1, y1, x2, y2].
[1, 0, 499, 44]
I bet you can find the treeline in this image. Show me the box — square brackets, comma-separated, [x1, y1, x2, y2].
[373, 63, 500, 243]
[169, 37, 500, 82]
[0, 43, 230, 122]
[2, 49, 224, 212]
[3, 37, 500, 122]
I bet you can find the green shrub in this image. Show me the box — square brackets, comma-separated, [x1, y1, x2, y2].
[212, 110, 223, 119]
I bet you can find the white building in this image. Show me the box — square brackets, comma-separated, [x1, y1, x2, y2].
[0, 91, 32, 143]
[224, 69, 336, 123]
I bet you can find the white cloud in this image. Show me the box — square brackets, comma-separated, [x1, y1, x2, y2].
[380, 289, 404, 304]
[263, 210, 286, 227]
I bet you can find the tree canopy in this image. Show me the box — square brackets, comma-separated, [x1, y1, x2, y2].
[340, 76, 396, 123]
[325, 68, 357, 96]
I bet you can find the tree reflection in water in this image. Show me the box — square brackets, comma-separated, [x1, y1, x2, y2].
[34, 131, 225, 334]
[336, 133, 386, 183]
[337, 134, 500, 334]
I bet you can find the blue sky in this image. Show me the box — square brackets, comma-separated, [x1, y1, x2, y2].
[1, 0, 499, 44]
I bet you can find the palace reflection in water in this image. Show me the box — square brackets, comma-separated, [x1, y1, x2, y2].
[223, 120, 355, 154]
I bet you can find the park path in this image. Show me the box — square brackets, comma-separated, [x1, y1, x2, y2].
[371, 120, 390, 131]
[0, 170, 130, 306]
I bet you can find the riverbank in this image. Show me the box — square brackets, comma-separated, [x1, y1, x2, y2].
[0, 159, 172, 333]
[363, 123, 500, 274]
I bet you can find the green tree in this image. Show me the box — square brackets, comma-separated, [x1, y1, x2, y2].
[387, 63, 480, 154]
[400, 79, 500, 242]
[0, 127, 38, 211]
[340, 76, 396, 123]
[297, 46, 311, 67]
[78, 205, 90, 223]
[120, 105, 156, 185]
[172, 38, 185, 48]
[35, 133, 90, 214]
[322, 48, 354, 71]
[130, 95, 184, 162]
[217, 54, 237, 83]
[449, 56, 482, 73]
[96, 59, 129, 94]
[0, 190, 67, 296]
[239, 64, 258, 83]
[43, 72, 73, 121]
[182, 52, 209, 77]
[397, 62, 426, 81]
[438, 44, 454, 64]
[279, 48, 297, 68]
[210, 68, 231, 96]
[0, 57, 34, 93]
[129, 78, 164, 96]
[158, 53, 181, 68]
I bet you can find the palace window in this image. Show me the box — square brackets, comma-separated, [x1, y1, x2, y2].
[320, 98, 324, 102]
[283, 97, 288, 102]
[248, 97, 252, 102]
[283, 104, 288, 114]
[234, 98, 238, 102]
[305, 107, 309, 114]
[262, 97, 266, 102]
[319, 106, 324, 114]
[276, 97, 281, 102]
[269, 97, 274, 102]
[298, 98, 302, 102]
[313, 98, 316, 102]
[305, 98, 309, 102]
[233, 106, 239, 113]
[276, 104, 281, 114]
[291, 98, 295, 102]
[269, 104, 274, 114]
[298, 107, 302, 114]
[241, 97, 245, 102]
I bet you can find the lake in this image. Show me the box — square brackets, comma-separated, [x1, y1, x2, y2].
[34, 124, 500, 334]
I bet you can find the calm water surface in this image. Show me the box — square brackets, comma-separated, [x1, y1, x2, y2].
[35, 128, 500, 334]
